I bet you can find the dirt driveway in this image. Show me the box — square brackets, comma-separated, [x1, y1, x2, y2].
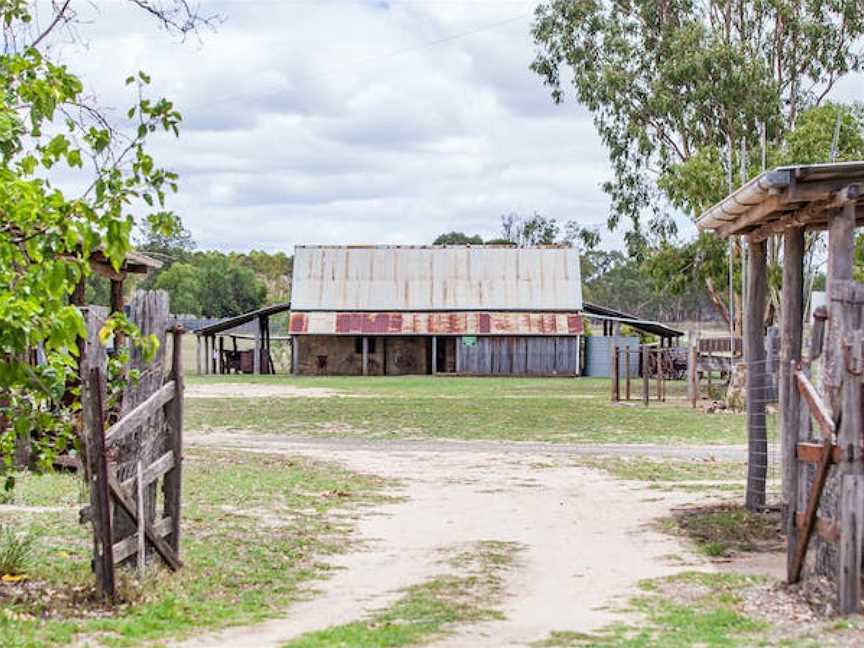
[175, 432, 716, 647]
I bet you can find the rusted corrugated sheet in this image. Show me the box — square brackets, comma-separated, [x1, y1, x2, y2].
[289, 311, 584, 336]
[291, 245, 583, 311]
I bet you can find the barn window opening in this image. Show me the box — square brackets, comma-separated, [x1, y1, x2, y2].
[355, 337, 376, 354]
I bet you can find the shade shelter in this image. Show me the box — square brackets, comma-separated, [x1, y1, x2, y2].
[72, 249, 162, 313]
[698, 161, 864, 613]
[194, 303, 291, 375]
[582, 302, 684, 346]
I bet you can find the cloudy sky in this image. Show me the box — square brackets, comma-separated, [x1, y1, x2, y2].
[52, 1, 862, 254]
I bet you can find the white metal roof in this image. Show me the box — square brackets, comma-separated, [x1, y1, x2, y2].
[291, 245, 583, 311]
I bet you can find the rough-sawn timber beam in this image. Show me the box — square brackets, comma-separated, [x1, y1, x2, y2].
[718, 184, 861, 239]
[716, 195, 785, 237]
[747, 186, 862, 242]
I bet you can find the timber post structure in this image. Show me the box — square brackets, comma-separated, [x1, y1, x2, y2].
[698, 162, 864, 614]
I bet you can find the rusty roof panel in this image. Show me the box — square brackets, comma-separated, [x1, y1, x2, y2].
[291, 246, 582, 311]
[289, 311, 584, 336]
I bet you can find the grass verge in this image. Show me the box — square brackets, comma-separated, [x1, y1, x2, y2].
[0, 449, 389, 647]
[186, 375, 747, 445]
[662, 503, 783, 558]
[534, 571, 864, 647]
[282, 540, 522, 648]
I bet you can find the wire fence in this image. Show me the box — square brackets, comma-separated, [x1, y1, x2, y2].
[744, 355, 783, 508]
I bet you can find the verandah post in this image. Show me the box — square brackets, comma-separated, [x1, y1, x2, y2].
[745, 236, 768, 511]
[642, 345, 649, 406]
[781, 226, 805, 581]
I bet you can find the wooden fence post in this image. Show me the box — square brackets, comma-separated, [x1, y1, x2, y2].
[84, 368, 115, 601]
[164, 326, 185, 557]
[688, 334, 698, 408]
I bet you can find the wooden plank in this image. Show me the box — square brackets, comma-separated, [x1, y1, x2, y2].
[431, 336, 437, 375]
[790, 438, 835, 583]
[795, 512, 841, 543]
[103, 381, 175, 447]
[362, 336, 369, 377]
[839, 475, 864, 614]
[119, 450, 175, 493]
[107, 474, 182, 571]
[83, 368, 115, 601]
[163, 326, 184, 557]
[112, 517, 172, 564]
[795, 372, 834, 440]
[745, 238, 768, 511]
[136, 460, 145, 578]
[797, 442, 844, 465]
[610, 345, 618, 402]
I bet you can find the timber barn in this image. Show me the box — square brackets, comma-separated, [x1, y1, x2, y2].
[287, 245, 585, 376]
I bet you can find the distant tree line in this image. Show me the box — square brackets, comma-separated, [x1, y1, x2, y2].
[87, 219, 290, 318]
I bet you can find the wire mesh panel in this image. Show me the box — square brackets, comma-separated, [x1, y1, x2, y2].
[744, 353, 783, 508]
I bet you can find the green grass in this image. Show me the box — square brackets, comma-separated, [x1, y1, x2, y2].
[186, 375, 747, 445]
[536, 570, 864, 647]
[534, 572, 767, 647]
[0, 449, 389, 647]
[282, 540, 521, 648]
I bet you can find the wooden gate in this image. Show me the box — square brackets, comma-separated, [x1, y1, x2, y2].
[79, 292, 184, 600]
[787, 283, 864, 614]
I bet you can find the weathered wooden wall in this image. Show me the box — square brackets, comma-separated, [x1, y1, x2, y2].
[455, 336, 580, 376]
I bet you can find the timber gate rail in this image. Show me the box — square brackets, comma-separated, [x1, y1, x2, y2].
[79, 291, 184, 600]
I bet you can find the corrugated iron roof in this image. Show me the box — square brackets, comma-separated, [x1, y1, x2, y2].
[194, 303, 292, 336]
[582, 302, 684, 339]
[291, 245, 583, 311]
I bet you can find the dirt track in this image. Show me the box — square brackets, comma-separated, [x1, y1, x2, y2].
[177, 432, 715, 647]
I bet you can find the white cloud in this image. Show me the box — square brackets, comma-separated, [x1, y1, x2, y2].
[50, 1, 862, 256]
[45, 0, 616, 254]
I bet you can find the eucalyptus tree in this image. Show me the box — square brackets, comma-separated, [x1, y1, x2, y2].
[532, 0, 864, 241]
